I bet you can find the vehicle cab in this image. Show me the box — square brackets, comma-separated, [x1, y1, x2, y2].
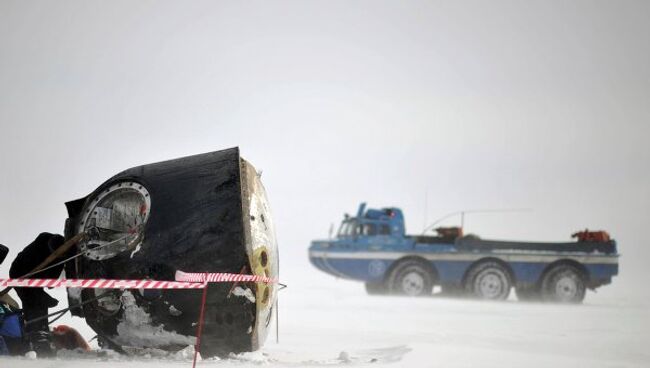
[342, 202, 403, 234]
[311, 204, 409, 264]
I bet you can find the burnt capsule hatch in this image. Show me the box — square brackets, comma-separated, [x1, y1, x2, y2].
[78, 181, 150, 261]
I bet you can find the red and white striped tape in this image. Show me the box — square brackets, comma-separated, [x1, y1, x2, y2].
[0, 272, 278, 290]
[0, 278, 204, 289]
[175, 271, 278, 284]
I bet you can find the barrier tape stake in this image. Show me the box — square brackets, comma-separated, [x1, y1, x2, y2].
[275, 297, 279, 344]
[193, 275, 209, 368]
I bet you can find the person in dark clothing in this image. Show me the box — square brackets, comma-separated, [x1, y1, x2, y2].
[0, 295, 24, 356]
[2, 243, 25, 356]
[9, 233, 67, 356]
[1, 244, 12, 355]
[0, 244, 7, 265]
[0, 243, 20, 309]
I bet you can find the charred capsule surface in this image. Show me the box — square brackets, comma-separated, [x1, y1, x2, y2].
[64, 147, 278, 357]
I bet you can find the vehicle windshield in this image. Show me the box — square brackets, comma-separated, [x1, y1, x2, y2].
[337, 219, 358, 237]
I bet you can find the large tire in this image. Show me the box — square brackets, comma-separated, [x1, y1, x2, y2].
[515, 285, 541, 302]
[365, 281, 388, 295]
[541, 265, 586, 304]
[464, 261, 512, 300]
[387, 259, 434, 296]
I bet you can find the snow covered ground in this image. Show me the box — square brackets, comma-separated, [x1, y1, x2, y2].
[1, 264, 648, 368]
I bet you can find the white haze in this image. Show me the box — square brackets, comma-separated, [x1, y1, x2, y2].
[0, 1, 649, 367]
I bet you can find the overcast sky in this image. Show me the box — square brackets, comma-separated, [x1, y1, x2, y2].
[0, 1, 648, 297]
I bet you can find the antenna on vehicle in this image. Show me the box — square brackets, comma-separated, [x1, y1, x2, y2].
[421, 208, 533, 235]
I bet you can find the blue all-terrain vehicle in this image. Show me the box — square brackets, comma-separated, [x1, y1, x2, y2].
[309, 203, 619, 303]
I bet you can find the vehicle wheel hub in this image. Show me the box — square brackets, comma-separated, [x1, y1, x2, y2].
[555, 276, 578, 301]
[401, 272, 425, 296]
[477, 272, 505, 299]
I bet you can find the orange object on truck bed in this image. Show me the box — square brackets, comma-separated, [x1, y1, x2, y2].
[572, 229, 610, 242]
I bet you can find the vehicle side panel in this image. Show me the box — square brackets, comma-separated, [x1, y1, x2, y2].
[308, 248, 618, 288]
